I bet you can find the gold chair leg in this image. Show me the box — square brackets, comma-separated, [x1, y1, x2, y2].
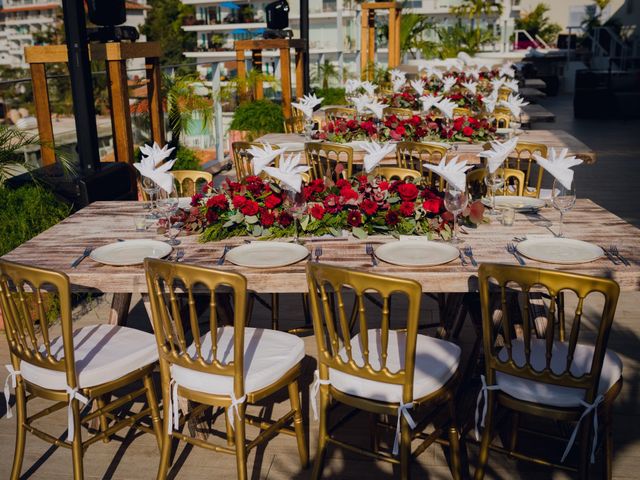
[156, 384, 173, 480]
[473, 390, 496, 480]
[448, 398, 465, 480]
[578, 412, 592, 480]
[604, 401, 613, 480]
[311, 387, 329, 480]
[225, 407, 235, 446]
[271, 293, 279, 331]
[234, 403, 248, 480]
[288, 379, 309, 468]
[95, 395, 110, 444]
[399, 415, 412, 480]
[509, 412, 519, 453]
[70, 399, 85, 480]
[10, 380, 26, 480]
[143, 373, 163, 451]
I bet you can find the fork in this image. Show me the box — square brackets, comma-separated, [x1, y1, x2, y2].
[175, 248, 185, 263]
[71, 246, 93, 268]
[463, 246, 478, 267]
[609, 245, 630, 266]
[365, 243, 378, 267]
[506, 242, 526, 265]
[458, 250, 468, 266]
[314, 246, 323, 263]
[216, 245, 230, 265]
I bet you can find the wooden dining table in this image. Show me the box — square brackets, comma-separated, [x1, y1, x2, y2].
[2, 199, 638, 328]
[257, 129, 596, 165]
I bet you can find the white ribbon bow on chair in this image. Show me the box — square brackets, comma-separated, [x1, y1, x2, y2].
[392, 402, 417, 455]
[4, 364, 21, 419]
[561, 395, 604, 464]
[65, 385, 89, 441]
[310, 370, 331, 421]
[226, 391, 247, 431]
[474, 375, 500, 441]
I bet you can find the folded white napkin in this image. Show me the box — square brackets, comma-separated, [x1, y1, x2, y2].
[503, 78, 519, 92]
[499, 63, 515, 78]
[352, 94, 372, 114]
[420, 94, 442, 112]
[133, 142, 176, 193]
[410, 79, 426, 95]
[482, 91, 499, 113]
[490, 77, 505, 92]
[422, 155, 472, 192]
[352, 141, 397, 173]
[477, 136, 520, 174]
[457, 51, 473, 65]
[360, 81, 377, 97]
[247, 143, 287, 175]
[389, 69, 406, 83]
[442, 76, 457, 93]
[345, 79, 361, 95]
[532, 147, 583, 190]
[392, 76, 406, 93]
[292, 93, 323, 119]
[499, 93, 529, 118]
[263, 152, 310, 193]
[461, 80, 477, 95]
[466, 67, 480, 81]
[434, 98, 457, 119]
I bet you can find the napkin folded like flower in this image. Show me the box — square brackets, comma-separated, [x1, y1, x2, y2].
[345, 79, 361, 94]
[478, 136, 519, 174]
[133, 142, 176, 193]
[352, 141, 397, 173]
[533, 147, 583, 190]
[263, 153, 310, 193]
[392, 77, 406, 93]
[422, 156, 472, 192]
[352, 95, 372, 114]
[499, 63, 515, 78]
[503, 78, 519, 92]
[247, 143, 286, 175]
[389, 69, 406, 83]
[434, 98, 457, 119]
[360, 81, 377, 97]
[420, 94, 443, 112]
[364, 99, 386, 119]
[466, 67, 480, 81]
[461, 80, 477, 95]
[292, 93, 323, 119]
[442, 76, 457, 93]
[410, 79, 426, 95]
[424, 65, 443, 80]
[457, 51, 473, 65]
[499, 93, 529, 118]
[490, 77, 505, 92]
[482, 91, 499, 113]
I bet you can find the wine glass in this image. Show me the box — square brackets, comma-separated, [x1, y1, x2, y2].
[303, 113, 315, 141]
[484, 170, 504, 217]
[287, 189, 306, 244]
[444, 184, 469, 245]
[551, 179, 576, 238]
[157, 189, 181, 244]
[141, 177, 160, 218]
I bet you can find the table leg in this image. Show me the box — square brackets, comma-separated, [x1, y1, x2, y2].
[108, 293, 132, 326]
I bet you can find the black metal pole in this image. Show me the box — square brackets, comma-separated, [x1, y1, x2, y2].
[61, 0, 100, 174]
[299, 0, 310, 94]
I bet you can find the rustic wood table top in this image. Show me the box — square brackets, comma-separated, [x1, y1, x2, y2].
[3, 199, 638, 294]
[258, 129, 595, 165]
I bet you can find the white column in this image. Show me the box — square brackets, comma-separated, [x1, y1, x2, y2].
[211, 62, 224, 164]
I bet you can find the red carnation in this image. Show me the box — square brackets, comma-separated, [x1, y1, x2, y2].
[360, 198, 378, 216]
[207, 194, 228, 210]
[336, 178, 350, 189]
[264, 194, 281, 209]
[323, 194, 342, 214]
[397, 183, 419, 201]
[378, 180, 390, 191]
[340, 186, 359, 202]
[232, 195, 247, 209]
[395, 125, 406, 136]
[385, 210, 399, 226]
[310, 204, 326, 220]
[463, 126, 474, 136]
[278, 212, 293, 227]
[240, 200, 259, 216]
[347, 210, 362, 227]
[423, 197, 443, 214]
[453, 118, 464, 131]
[205, 209, 219, 223]
[399, 201, 415, 217]
[260, 209, 275, 227]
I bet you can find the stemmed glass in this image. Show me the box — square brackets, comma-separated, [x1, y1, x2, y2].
[287, 189, 306, 244]
[157, 189, 181, 245]
[444, 184, 469, 245]
[141, 177, 160, 218]
[303, 114, 314, 141]
[484, 170, 504, 217]
[551, 179, 576, 238]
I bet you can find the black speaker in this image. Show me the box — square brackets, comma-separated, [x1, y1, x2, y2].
[266, 0, 289, 30]
[87, 0, 126, 27]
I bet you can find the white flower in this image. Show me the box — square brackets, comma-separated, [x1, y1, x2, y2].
[434, 98, 457, 119]
[478, 136, 519, 174]
[422, 155, 472, 192]
[352, 141, 396, 173]
[499, 93, 529, 118]
[247, 143, 287, 175]
[292, 93, 323, 119]
[442, 76, 457, 93]
[461, 80, 477, 95]
[533, 147, 583, 190]
[420, 94, 443, 112]
[263, 152, 310, 193]
[360, 81, 377, 97]
[410, 79, 426, 95]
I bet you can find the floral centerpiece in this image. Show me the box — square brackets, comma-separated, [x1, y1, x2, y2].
[183, 175, 485, 242]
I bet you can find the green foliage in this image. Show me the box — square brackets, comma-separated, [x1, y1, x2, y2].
[515, 3, 562, 45]
[229, 100, 284, 138]
[173, 146, 201, 171]
[313, 87, 347, 105]
[314, 60, 339, 90]
[0, 185, 71, 256]
[449, 0, 503, 19]
[421, 22, 497, 59]
[399, 13, 434, 58]
[163, 73, 212, 147]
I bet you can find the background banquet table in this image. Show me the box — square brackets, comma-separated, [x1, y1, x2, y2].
[257, 129, 596, 165]
[2, 199, 637, 296]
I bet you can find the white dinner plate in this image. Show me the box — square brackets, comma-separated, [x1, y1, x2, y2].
[225, 242, 309, 268]
[90, 240, 172, 266]
[482, 195, 546, 212]
[374, 240, 459, 267]
[516, 238, 604, 264]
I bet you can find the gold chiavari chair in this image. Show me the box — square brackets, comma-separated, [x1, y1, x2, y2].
[307, 263, 465, 480]
[498, 87, 511, 101]
[453, 107, 471, 117]
[231, 141, 281, 181]
[510, 142, 547, 198]
[304, 142, 353, 181]
[284, 109, 305, 134]
[383, 106, 414, 119]
[493, 107, 512, 129]
[474, 264, 622, 480]
[0, 260, 162, 480]
[395, 141, 448, 191]
[172, 170, 213, 196]
[324, 107, 357, 123]
[374, 166, 421, 182]
[144, 259, 308, 480]
[466, 167, 525, 198]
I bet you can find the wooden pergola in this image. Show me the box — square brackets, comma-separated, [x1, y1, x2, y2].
[360, 2, 402, 80]
[25, 42, 164, 165]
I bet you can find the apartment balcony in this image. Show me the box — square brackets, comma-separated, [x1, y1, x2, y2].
[4, 16, 55, 25]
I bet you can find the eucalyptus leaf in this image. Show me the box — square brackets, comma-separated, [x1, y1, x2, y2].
[352, 227, 368, 239]
[245, 215, 259, 224]
[252, 224, 263, 236]
[300, 214, 310, 231]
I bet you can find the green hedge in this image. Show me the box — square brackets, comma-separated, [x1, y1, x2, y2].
[173, 146, 202, 171]
[0, 185, 71, 256]
[229, 99, 284, 138]
[313, 87, 347, 105]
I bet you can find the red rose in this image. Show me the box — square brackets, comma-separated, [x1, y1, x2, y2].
[385, 210, 399, 226]
[347, 210, 362, 227]
[310, 204, 326, 220]
[360, 198, 378, 216]
[453, 118, 464, 131]
[346, 119, 358, 130]
[264, 194, 281, 209]
[240, 200, 259, 216]
[399, 201, 415, 217]
[323, 194, 342, 214]
[340, 186, 359, 202]
[278, 212, 293, 227]
[207, 194, 228, 210]
[205, 209, 219, 223]
[246, 178, 263, 196]
[468, 117, 478, 125]
[336, 178, 350, 189]
[397, 183, 419, 201]
[409, 115, 421, 126]
[395, 125, 406, 136]
[423, 197, 443, 214]
[232, 195, 247, 209]
[259, 209, 275, 227]
[226, 180, 242, 193]
[378, 180, 390, 191]
[463, 126, 474, 136]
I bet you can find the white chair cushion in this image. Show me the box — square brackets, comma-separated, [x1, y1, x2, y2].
[171, 326, 305, 395]
[20, 324, 158, 391]
[496, 338, 623, 408]
[329, 329, 461, 403]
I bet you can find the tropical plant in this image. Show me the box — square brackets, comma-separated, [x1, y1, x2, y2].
[515, 3, 562, 45]
[449, 0, 503, 21]
[315, 60, 339, 90]
[229, 100, 284, 139]
[313, 87, 347, 105]
[220, 69, 279, 106]
[399, 13, 434, 58]
[173, 146, 202, 170]
[163, 73, 213, 148]
[421, 22, 496, 59]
